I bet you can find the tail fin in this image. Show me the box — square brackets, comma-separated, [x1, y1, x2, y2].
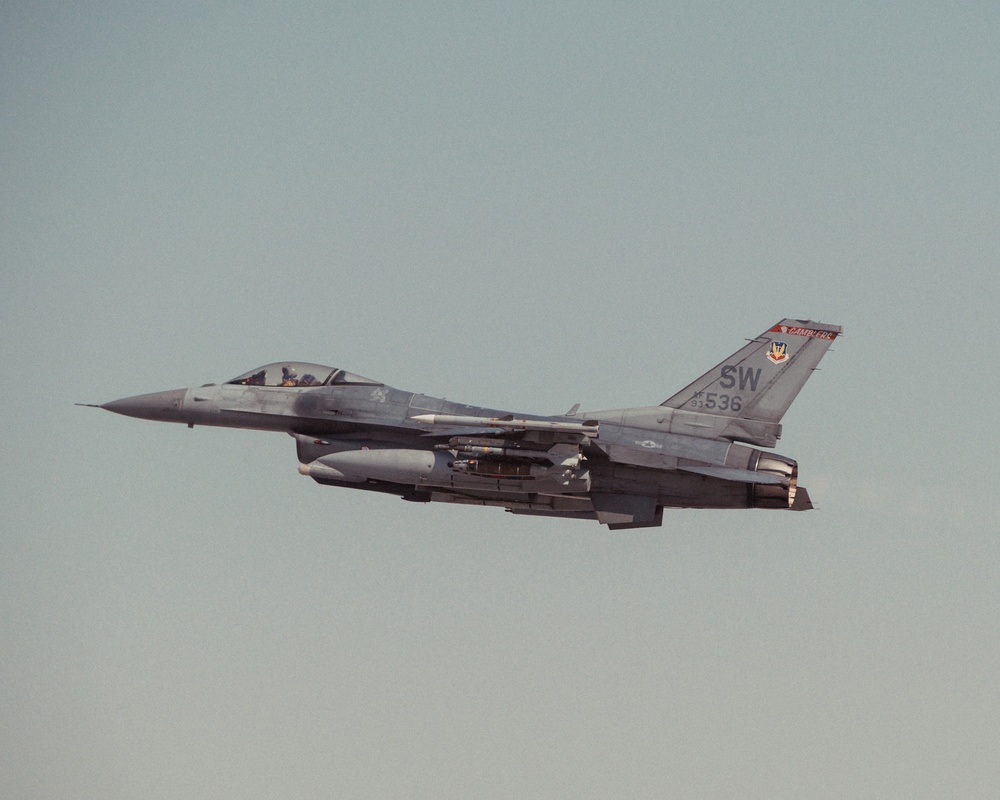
[661, 319, 842, 423]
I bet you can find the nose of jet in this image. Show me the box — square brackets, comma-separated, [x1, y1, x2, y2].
[101, 388, 188, 422]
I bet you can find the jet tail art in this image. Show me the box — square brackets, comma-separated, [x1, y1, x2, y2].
[92, 319, 841, 529]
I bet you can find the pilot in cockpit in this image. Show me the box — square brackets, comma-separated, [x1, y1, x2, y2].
[280, 366, 298, 386]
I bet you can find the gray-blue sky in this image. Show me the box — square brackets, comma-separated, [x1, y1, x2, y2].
[3, 3, 998, 798]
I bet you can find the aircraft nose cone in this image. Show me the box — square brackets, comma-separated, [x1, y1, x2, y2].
[101, 388, 187, 422]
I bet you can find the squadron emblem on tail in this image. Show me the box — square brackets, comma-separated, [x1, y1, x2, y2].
[767, 341, 789, 364]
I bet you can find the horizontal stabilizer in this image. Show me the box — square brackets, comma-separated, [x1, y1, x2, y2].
[678, 465, 788, 485]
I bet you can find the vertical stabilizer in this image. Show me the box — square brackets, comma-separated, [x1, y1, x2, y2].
[661, 319, 842, 423]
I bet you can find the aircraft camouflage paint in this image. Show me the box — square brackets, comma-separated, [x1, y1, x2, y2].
[91, 319, 840, 529]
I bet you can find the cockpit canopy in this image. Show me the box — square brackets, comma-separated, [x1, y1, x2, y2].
[226, 363, 381, 388]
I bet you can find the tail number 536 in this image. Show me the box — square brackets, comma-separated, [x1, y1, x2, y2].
[689, 392, 742, 412]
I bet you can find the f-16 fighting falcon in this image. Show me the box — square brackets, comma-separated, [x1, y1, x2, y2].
[88, 319, 841, 529]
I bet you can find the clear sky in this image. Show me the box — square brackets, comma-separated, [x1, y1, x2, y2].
[3, 3, 998, 798]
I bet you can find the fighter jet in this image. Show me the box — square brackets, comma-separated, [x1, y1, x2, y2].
[90, 319, 840, 529]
